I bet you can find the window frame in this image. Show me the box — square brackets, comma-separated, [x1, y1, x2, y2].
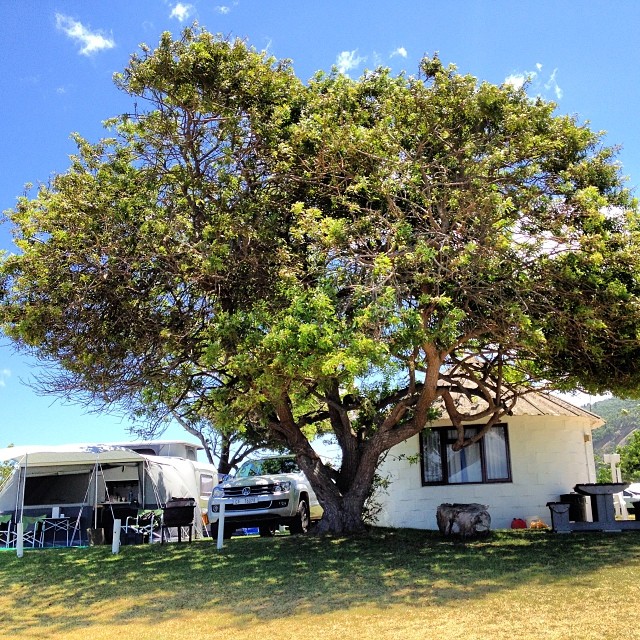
[419, 423, 512, 486]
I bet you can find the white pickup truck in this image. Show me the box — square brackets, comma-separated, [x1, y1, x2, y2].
[207, 455, 323, 538]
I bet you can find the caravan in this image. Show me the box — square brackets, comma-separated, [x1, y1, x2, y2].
[0, 440, 218, 547]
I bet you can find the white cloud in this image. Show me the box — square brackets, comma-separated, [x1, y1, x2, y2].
[215, 5, 231, 14]
[545, 68, 563, 100]
[0, 369, 10, 388]
[335, 50, 365, 76]
[390, 46, 408, 59]
[55, 13, 115, 56]
[505, 63, 563, 101]
[504, 71, 537, 91]
[169, 3, 194, 22]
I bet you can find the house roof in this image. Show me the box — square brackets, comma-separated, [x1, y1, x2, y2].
[434, 390, 604, 428]
[512, 393, 603, 424]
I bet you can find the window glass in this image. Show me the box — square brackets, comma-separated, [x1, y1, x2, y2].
[237, 457, 300, 477]
[484, 426, 509, 480]
[446, 441, 482, 483]
[420, 424, 511, 485]
[200, 474, 215, 496]
[422, 429, 443, 483]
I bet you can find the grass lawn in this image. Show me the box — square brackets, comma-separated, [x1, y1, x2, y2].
[1, 528, 640, 640]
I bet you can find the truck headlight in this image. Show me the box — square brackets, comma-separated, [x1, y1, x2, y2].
[213, 486, 225, 499]
[274, 481, 291, 493]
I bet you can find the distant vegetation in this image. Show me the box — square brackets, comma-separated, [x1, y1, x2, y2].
[589, 397, 640, 454]
[0, 443, 14, 486]
[588, 397, 640, 481]
[0, 461, 12, 486]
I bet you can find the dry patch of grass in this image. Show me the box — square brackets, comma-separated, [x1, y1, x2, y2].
[1, 529, 639, 640]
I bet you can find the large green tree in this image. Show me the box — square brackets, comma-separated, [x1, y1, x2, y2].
[2, 28, 640, 533]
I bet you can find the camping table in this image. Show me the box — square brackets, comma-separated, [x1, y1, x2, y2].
[41, 517, 72, 547]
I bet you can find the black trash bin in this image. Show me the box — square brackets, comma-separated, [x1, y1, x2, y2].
[560, 493, 588, 522]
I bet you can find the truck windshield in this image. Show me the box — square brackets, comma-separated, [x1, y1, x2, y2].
[237, 458, 300, 477]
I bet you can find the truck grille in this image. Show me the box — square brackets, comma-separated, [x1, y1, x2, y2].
[222, 484, 276, 497]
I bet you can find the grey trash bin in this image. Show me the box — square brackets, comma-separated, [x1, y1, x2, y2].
[560, 493, 587, 522]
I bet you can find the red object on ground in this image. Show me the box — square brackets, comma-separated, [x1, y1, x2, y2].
[511, 518, 527, 529]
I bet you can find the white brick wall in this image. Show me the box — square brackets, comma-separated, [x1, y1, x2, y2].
[374, 415, 596, 530]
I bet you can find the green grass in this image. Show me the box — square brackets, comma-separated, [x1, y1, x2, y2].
[1, 529, 640, 639]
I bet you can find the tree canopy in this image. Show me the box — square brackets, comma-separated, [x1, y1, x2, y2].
[2, 28, 640, 532]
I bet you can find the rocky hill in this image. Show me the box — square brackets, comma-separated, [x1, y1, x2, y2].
[588, 397, 640, 455]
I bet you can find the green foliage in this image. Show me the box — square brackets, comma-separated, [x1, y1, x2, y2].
[618, 430, 640, 482]
[0, 444, 15, 487]
[362, 470, 392, 525]
[2, 27, 640, 532]
[594, 455, 613, 483]
[0, 460, 13, 487]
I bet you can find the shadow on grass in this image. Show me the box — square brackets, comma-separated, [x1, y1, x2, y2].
[1, 528, 640, 634]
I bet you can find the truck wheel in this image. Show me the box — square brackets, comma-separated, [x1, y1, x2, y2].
[259, 525, 275, 537]
[289, 499, 310, 534]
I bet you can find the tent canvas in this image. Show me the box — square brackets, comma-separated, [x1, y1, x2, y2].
[0, 444, 210, 544]
[0, 444, 146, 466]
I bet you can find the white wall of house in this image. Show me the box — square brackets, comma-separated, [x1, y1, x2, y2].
[374, 415, 597, 530]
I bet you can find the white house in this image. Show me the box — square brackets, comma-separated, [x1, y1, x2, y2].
[374, 393, 602, 530]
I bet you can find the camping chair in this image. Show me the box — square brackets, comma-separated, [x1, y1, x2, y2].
[122, 510, 161, 544]
[0, 515, 15, 548]
[614, 491, 629, 519]
[21, 515, 47, 548]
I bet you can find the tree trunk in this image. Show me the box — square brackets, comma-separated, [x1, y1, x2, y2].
[313, 493, 369, 534]
[217, 436, 232, 477]
[295, 441, 381, 535]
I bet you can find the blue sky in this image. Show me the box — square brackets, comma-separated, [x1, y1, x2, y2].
[1, 1, 638, 448]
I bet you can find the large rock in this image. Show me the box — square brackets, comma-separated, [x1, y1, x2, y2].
[436, 503, 491, 539]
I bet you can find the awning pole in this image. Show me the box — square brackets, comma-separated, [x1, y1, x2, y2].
[217, 502, 225, 550]
[16, 522, 24, 558]
[19, 453, 28, 523]
[94, 462, 99, 529]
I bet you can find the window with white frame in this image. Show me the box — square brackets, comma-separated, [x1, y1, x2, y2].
[420, 424, 512, 485]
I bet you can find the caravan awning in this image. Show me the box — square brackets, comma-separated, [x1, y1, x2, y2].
[0, 444, 145, 467]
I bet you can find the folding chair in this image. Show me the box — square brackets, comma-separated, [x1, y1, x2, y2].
[0, 516, 15, 548]
[122, 510, 160, 544]
[21, 515, 46, 548]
